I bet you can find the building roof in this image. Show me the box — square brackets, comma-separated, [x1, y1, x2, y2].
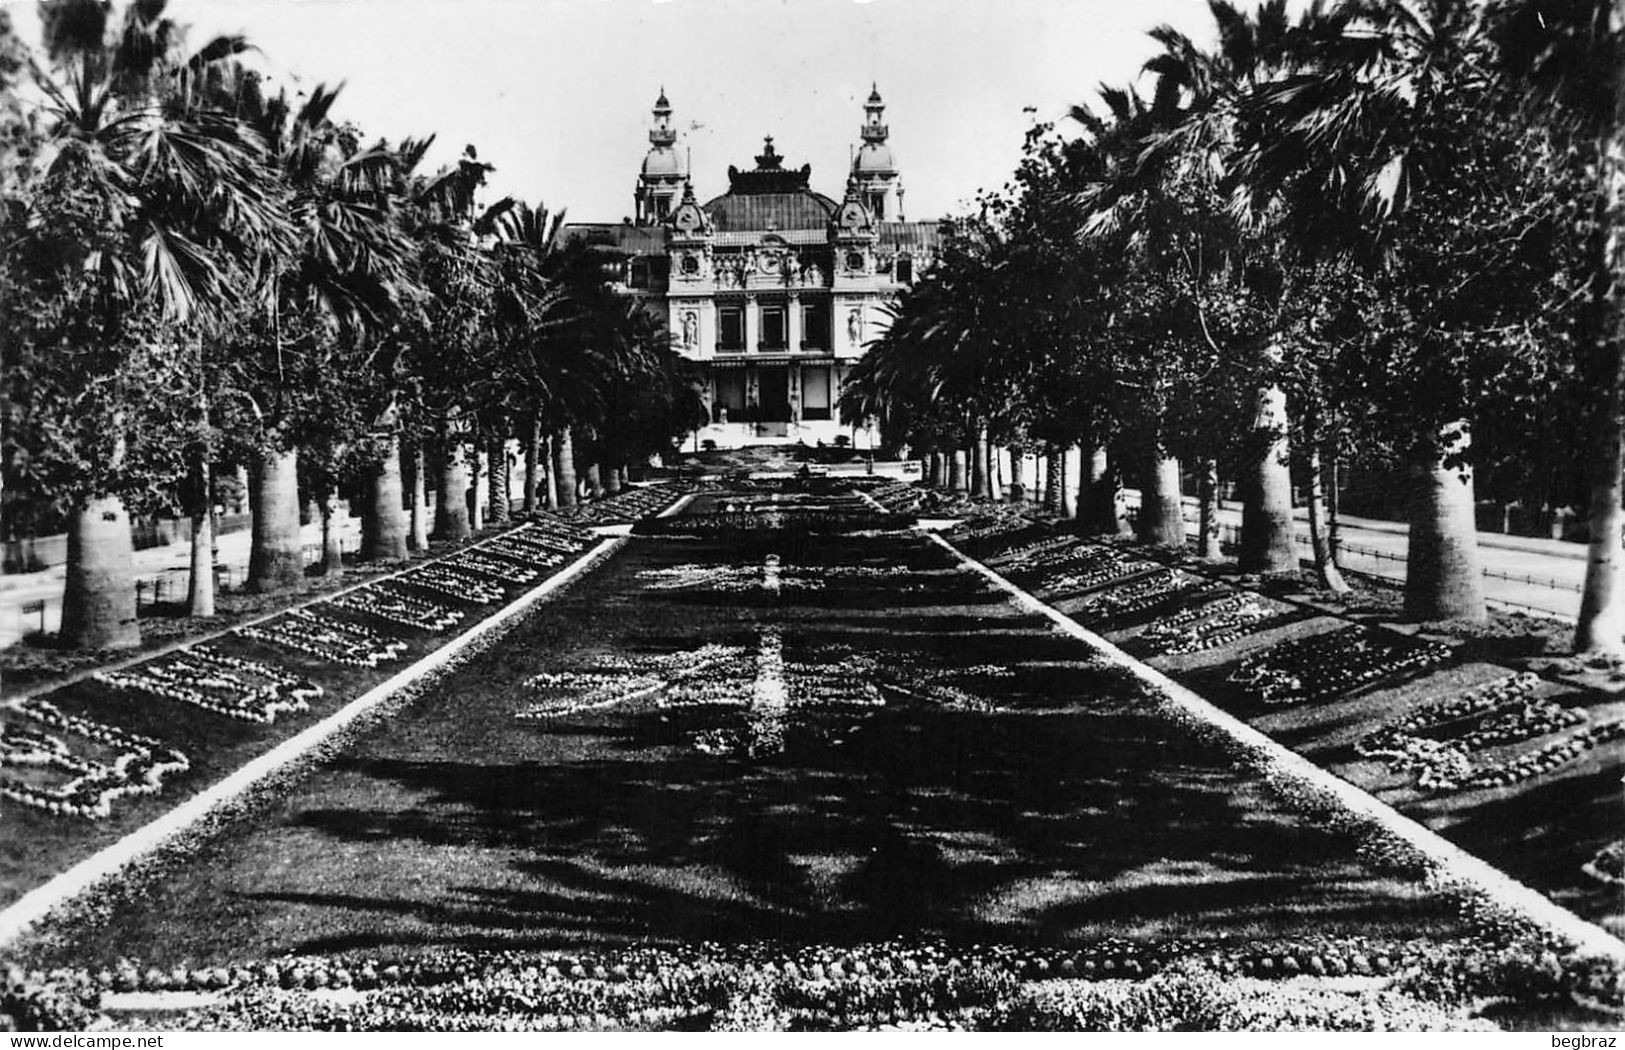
[562, 223, 669, 253]
[701, 190, 839, 233]
[878, 221, 944, 253]
[712, 229, 829, 247]
[853, 141, 895, 175]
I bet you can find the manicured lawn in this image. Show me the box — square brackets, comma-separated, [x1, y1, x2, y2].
[19, 527, 1472, 969]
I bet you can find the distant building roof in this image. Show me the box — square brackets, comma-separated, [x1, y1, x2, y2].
[712, 229, 829, 247]
[562, 223, 668, 253]
[878, 221, 944, 252]
[701, 190, 839, 233]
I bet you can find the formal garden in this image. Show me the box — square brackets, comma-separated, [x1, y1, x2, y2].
[2, 0, 1625, 1033]
[0, 473, 1619, 1031]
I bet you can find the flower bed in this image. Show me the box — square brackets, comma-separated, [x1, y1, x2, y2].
[13, 933, 1609, 1032]
[1137, 593, 1291, 657]
[636, 563, 773, 592]
[1430, 719, 1625, 792]
[396, 564, 508, 605]
[476, 531, 579, 564]
[992, 535, 1080, 569]
[517, 643, 746, 721]
[95, 645, 322, 724]
[863, 480, 925, 513]
[325, 583, 465, 634]
[515, 517, 594, 547]
[515, 632, 1018, 754]
[1583, 840, 1625, 888]
[236, 609, 410, 668]
[439, 549, 543, 585]
[1350, 672, 1607, 792]
[1226, 627, 1455, 706]
[557, 484, 682, 525]
[948, 510, 1035, 545]
[632, 509, 914, 537]
[0, 698, 190, 818]
[1028, 548, 1163, 595]
[636, 558, 912, 594]
[1073, 570, 1217, 626]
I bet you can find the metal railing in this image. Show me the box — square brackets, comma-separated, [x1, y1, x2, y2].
[1199, 520, 1578, 617]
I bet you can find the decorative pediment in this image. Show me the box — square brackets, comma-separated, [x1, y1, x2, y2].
[830, 177, 876, 241]
[669, 182, 712, 240]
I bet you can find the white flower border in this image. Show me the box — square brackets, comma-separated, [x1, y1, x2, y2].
[95, 645, 322, 724]
[1, 698, 191, 819]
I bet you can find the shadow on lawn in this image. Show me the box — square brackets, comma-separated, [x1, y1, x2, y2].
[1417, 765, 1623, 923]
[258, 701, 1461, 957]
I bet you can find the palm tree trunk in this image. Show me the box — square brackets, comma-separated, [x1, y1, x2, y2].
[1045, 447, 1063, 512]
[1405, 423, 1486, 622]
[248, 447, 306, 593]
[585, 462, 604, 500]
[1061, 447, 1078, 519]
[523, 414, 540, 515]
[187, 453, 215, 617]
[321, 490, 344, 577]
[542, 434, 559, 510]
[1140, 444, 1185, 548]
[1305, 414, 1348, 593]
[553, 428, 578, 508]
[602, 459, 623, 496]
[1078, 444, 1109, 532]
[408, 440, 430, 551]
[949, 449, 967, 493]
[469, 445, 485, 532]
[987, 441, 1004, 501]
[1576, 100, 1625, 653]
[1240, 379, 1296, 573]
[61, 494, 141, 649]
[1197, 457, 1222, 561]
[435, 437, 473, 541]
[1578, 354, 1625, 652]
[971, 430, 989, 499]
[363, 433, 410, 562]
[1083, 446, 1130, 536]
[488, 438, 510, 524]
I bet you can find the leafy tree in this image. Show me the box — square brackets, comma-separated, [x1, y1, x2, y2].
[1236, 0, 1586, 621]
[1492, 0, 1625, 653]
[5, 0, 285, 647]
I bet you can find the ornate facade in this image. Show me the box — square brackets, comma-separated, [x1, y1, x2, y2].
[566, 87, 942, 449]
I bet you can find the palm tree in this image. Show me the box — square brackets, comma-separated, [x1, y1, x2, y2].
[479, 199, 571, 514]
[1072, 84, 1204, 548]
[1236, 0, 1509, 622]
[382, 143, 497, 541]
[207, 75, 410, 590]
[1138, 1, 1347, 573]
[1492, 0, 1625, 653]
[15, 0, 285, 647]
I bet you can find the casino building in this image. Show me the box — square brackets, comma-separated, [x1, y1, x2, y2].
[565, 87, 944, 449]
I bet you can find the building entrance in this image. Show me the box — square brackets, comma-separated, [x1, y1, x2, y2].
[756, 366, 791, 423]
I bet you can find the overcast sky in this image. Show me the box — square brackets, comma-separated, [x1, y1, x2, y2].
[8, 0, 1237, 222]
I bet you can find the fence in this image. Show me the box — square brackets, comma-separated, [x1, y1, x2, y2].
[1203, 520, 1579, 618]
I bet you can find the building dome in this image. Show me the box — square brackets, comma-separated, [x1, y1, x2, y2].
[853, 141, 895, 175]
[642, 147, 685, 178]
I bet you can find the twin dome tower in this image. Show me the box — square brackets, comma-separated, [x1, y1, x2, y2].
[633, 85, 904, 227]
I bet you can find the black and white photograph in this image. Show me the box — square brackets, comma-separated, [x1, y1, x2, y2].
[0, 0, 1621, 1035]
